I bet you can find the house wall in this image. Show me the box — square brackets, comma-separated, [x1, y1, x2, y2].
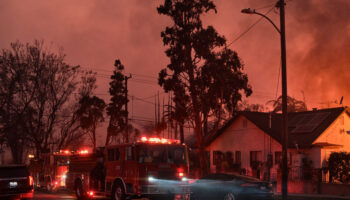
[314, 111, 350, 168]
[206, 115, 283, 178]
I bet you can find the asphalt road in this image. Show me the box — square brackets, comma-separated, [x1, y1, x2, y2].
[34, 191, 350, 200]
[34, 191, 109, 200]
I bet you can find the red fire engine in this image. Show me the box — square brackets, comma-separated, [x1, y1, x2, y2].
[66, 137, 190, 200]
[30, 150, 71, 192]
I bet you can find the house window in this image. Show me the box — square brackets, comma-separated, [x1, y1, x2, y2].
[206, 151, 210, 168]
[250, 151, 262, 167]
[213, 151, 223, 165]
[243, 119, 248, 128]
[275, 151, 282, 165]
[225, 151, 234, 165]
[235, 151, 241, 164]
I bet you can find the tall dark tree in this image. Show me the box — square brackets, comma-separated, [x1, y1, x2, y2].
[157, 0, 252, 175]
[77, 95, 106, 150]
[0, 40, 97, 163]
[106, 59, 128, 145]
[267, 95, 307, 113]
[56, 71, 97, 150]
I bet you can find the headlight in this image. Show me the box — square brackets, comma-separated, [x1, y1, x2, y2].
[148, 176, 156, 182]
[181, 177, 188, 182]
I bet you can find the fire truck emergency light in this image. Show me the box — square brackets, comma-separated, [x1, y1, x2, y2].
[139, 136, 180, 144]
[88, 191, 94, 197]
[78, 149, 89, 154]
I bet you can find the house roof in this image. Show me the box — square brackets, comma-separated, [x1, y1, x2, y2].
[206, 107, 347, 148]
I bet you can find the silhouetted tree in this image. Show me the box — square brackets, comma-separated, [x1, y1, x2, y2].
[267, 95, 307, 113]
[56, 71, 97, 150]
[77, 95, 106, 150]
[106, 59, 128, 145]
[157, 0, 252, 175]
[0, 40, 97, 163]
[236, 100, 266, 112]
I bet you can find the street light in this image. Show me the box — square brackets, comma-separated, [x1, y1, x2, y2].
[242, 1, 288, 200]
[241, 8, 281, 34]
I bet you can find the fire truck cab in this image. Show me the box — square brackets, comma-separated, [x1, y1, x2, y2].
[68, 137, 190, 200]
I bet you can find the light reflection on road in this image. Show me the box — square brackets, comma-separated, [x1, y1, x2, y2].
[34, 191, 108, 200]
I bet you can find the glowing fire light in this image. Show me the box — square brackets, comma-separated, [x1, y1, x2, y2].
[88, 191, 94, 196]
[138, 136, 180, 144]
[78, 149, 89, 154]
[29, 176, 33, 186]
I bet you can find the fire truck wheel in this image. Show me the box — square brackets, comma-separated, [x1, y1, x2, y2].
[111, 182, 125, 200]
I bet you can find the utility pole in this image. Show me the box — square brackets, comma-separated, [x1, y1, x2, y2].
[241, 3, 288, 198]
[125, 74, 132, 143]
[277, 0, 288, 199]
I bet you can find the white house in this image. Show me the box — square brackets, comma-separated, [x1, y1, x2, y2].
[205, 107, 350, 183]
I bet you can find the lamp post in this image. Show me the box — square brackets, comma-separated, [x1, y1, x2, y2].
[242, 1, 288, 199]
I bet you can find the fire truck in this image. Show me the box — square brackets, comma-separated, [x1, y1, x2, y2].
[29, 150, 71, 192]
[66, 137, 190, 200]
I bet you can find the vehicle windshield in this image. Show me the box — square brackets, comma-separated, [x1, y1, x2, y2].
[0, 166, 29, 178]
[137, 144, 187, 165]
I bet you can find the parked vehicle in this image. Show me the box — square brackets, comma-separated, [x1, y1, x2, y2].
[66, 137, 190, 200]
[0, 165, 34, 199]
[190, 173, 273, 200]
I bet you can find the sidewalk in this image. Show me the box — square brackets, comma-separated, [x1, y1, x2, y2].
[274, 193, 350, 200]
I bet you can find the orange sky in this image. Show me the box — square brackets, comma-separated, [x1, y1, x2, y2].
[1, 0, 349, 144]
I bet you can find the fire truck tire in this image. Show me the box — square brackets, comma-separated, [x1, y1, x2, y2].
[75, 180, 86, 200]
[111, 181, 125, 200]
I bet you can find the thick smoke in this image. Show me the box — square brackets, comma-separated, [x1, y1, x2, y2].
[287, 0, 350, 107]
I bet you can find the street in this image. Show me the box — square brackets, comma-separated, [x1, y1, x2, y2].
[33, 191, 350, 200]
[33, 191, 108, 200]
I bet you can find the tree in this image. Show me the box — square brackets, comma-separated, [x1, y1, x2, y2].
[324, 152, 350, 183]
[157, 0, 252, 175]
[236, 100, 266, 112]
[56, 71, 97, 151]
[267, 95, 307, 113]
[76, 95, 106, 150]
[0, 40, 96, 163]
[106, 59, 128, 145]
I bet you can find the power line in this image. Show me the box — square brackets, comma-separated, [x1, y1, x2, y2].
[79, 66, 158, 80]
[255, 2, 277, 10]
[129, 95, 154, 105]
[227, 6, 275, 47]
